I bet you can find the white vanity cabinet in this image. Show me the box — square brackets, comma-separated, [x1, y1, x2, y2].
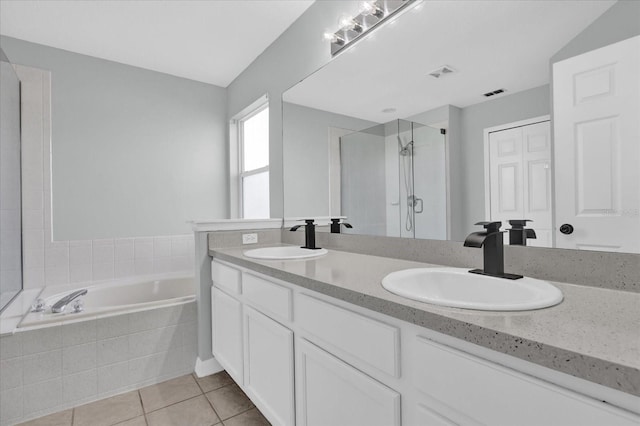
[210, 259, 639, 426]
[211, 287, 244, 385]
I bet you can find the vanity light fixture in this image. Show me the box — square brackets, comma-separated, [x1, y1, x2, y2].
[327, 0, 417, 56]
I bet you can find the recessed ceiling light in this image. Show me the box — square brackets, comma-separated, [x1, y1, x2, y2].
[428, 65, 456, 79]
[382, 107, 397, 113]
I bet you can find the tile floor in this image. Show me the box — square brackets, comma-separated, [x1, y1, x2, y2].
[17, 372, 271, 426]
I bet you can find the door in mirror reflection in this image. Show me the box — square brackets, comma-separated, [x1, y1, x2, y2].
[553, 36, 639, 253]
[338, 120, 447, 239]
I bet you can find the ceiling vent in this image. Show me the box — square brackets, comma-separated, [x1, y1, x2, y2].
[428, 65, 456, 79]
[483, 88, 506, 97]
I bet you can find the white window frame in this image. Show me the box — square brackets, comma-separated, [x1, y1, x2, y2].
[229, 94, 269, 218]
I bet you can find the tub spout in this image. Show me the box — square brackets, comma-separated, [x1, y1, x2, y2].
[51, 289, 88, 313]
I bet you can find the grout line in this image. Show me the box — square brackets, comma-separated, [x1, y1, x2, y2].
[137, 390, 146, 417]
[71, 407, 75, 426]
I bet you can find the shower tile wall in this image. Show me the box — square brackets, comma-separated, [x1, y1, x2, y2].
[16, 64, 195, 291]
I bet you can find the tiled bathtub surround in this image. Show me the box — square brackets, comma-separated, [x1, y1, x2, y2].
[25, 234, 195, 288]
[0, 302, 197, 426]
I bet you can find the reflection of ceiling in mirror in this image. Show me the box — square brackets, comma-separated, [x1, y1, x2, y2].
[283, 0, 615, 123]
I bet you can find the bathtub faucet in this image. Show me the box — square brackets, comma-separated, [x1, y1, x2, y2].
[51, 289, 88, 313]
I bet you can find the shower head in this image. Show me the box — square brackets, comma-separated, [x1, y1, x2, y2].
[399, 140, 413, 156]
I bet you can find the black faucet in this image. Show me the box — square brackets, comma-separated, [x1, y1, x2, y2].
[464, 221, 522, 280]
[508, 219, 537, 246]
[290, 219, 321, 250]
[330, 218, 352, 234]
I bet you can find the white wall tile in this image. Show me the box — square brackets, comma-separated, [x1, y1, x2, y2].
[0, 357, 23, 390]
[69, 241, 92, 265]
[0, 333, 22, 360]
[171, 256, 192, 272]
[92, 239, 114, 265]
[61, 320, 96, 346]
[45, 246, 69, 269]
[170, 236, 191, 257]
[22, 325, 61, 355]
[45, 267, 69, 286]
[134, 238, 154, 259]
[23, 267, 45, 288]
[22, 209, 44, 230]
[23, 377, 62, 415]
[153, 237, 172, 258]
[23, 248, 44, 269]
[134, 258, 153, 275]
[70, 264, 92, 283]
[97, 361, 130, 394]
[0, 387, 23, 423]
[97, 336, 129, 367]
[92, 262, 114, 281]
[22, 229, 44, 250]
[62, 342, 96, 375]
[22, 189, 43, 211]
[63, 369, 97, 404]
[96, 315, 129, 340]
[114, 239, 134, 261]
[153, 259, 172, 274]
[23, 350, 62, 384]
[114, 261, 135, 278]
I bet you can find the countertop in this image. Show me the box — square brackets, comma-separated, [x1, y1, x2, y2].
[210, 245, 640, 397]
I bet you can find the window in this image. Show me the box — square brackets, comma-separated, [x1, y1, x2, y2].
[238, 102, 269, 218]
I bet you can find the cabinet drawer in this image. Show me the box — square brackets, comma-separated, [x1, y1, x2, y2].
[413, 336, 638, 426]
[297, 294, 400, 378]
[243, 273, 292, 321]
[211, 260, 241, 294]
[297, 338, 400, 426]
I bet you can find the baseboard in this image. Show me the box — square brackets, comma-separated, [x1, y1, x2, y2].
[194, 356, 224, 378]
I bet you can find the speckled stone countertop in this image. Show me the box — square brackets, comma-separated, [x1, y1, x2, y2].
[210, 246, 640, 397]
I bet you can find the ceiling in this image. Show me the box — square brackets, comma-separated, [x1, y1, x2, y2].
[0, 0, 314, 87]
[284, 0, 616, 123]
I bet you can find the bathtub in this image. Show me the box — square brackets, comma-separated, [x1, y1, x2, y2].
[18, 273, 195, 329]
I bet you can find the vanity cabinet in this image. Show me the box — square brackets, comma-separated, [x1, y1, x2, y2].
[296, 337, 401, 426]
[211, 287, 244, 385]
[211, 259, 639, 426]
[243, 306, 295, 426]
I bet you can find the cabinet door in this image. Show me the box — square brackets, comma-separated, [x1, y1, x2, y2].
[211, 287, 243, 385]
[243, 307, 294, 426]
[296, 338, 400, 426]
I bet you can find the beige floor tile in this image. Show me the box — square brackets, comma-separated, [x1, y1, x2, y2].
[194, 371, 234, 393]
[139, 375, 202, 413]
[73, 391, 143, 426]
[146, 395, 220, 426]
[223, 409, 270, 426]
[17, 409, 73, 426]
[115, 416, 147, 426]
[205, 385, 253, 420]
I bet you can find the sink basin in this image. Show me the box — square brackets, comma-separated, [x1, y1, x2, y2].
[243, 246, 328, 260]
[381, 267, 563, 311]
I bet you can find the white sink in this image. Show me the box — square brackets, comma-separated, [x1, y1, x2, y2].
[243, 246, 328, 260]
[381, 267, 563, 311]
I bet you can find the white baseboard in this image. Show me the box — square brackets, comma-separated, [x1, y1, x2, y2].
[194, 356, 224, 378]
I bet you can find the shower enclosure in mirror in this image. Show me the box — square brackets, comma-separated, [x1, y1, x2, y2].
[0, 47, 23, 312]
[339, 119, 446, 240]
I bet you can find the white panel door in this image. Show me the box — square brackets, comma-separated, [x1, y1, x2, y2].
[488, 121, 552, 247]
[243, 306, 295, 426]
[296, 338, 401, 426]
[553, 36, 640, 252]
[211, 287, 244, 385]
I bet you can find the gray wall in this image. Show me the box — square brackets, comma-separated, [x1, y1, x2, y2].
[226, 1, 360, 218]
[282, 102, 376, 218]
[551, 0, 640, 64]
[459, 85, 551, 238]
[0, 36, 228, 240]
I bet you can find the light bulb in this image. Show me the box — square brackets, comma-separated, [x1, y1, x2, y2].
[324, 32, 345, 45]
[360, 1, 384, 18]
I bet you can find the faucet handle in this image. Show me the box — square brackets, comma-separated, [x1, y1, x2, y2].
[474, 221, 502, 233]
[508, 219, 533, 229]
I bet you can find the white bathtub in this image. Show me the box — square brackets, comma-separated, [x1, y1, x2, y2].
[18, 273, 195, 329]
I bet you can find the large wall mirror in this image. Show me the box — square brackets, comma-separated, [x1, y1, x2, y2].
[282, 0, 639, 253]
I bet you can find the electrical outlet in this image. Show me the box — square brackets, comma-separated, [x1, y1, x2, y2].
[242, 233, 258, 244]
